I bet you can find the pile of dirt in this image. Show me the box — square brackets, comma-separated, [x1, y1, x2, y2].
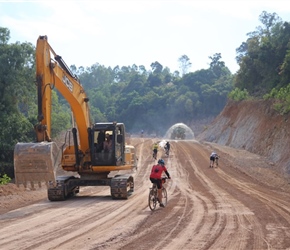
[198, 99, 290, 176]
[0, 183, 46, 214]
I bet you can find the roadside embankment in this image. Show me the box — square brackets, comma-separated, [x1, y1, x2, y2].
[197, 100, 290, 176]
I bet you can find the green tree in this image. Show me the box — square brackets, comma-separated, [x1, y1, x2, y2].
[234, 11, 289, 96]
[209, 53, 226, 77]
[0, 27, 35, 148]
[50, 91, 71, 137]
[178, 55, 192, 76]
[150, 61, 163, 74]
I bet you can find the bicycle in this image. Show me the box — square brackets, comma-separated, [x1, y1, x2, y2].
[210, 155, 219, 168]
[152, 149, 157, 160]
[148, 177, 168, 211]
[164, 146, 169, 156]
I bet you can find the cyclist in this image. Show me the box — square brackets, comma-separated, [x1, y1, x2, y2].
[149, 158, 171, 207]
[152, 142, 159, 159]
[164, 141, 170, 156]
[210, 152, 219, 168]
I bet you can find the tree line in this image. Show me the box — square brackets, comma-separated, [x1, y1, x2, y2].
[0, 11, 289, 177]
[235, 11, 290, 95]
[71, 52, 233, 136]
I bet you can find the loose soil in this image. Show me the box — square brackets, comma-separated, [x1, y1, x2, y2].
[1, 137, 290, 250]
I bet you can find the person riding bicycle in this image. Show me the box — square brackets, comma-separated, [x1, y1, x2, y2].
[210, 151, 219, 168]
[149, 158, 171, 207]
[152, 142, 159, 159]
[164, 141, 170, 155]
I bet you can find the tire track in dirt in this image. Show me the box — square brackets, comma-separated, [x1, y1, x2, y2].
[170, 141, 230, 249]
[187, 141, 290, 249]
[163, 141, 215, 250]
[1, 190, 144, 250]
[1, 139, 290, 249]
[117, 140, 196, 250]
[215, 167, 290, 248]
[196, 141, 290, 248]
[123, 139, 241, 250]
[0, 139, 155, 250]
[153, 152, 194, 250]
[173, 140, 261, 250]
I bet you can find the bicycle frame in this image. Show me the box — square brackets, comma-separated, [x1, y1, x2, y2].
[165, 148, 169, 156]
[153, 150, 157, 159]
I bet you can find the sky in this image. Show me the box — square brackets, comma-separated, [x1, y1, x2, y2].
[1, 0, 290, 74]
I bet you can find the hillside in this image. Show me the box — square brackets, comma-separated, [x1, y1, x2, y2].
[197, 99, 290, 177]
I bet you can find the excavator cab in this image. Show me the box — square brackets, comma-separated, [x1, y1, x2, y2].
[90, 122, 125, 166]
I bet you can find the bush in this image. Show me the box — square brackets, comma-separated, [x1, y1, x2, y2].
[263, 84, 290, 114]
[0, 174, 11, 185]
[228, 88, 250, 101]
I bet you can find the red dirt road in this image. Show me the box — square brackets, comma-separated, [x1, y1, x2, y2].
[1, 138, 290, 250]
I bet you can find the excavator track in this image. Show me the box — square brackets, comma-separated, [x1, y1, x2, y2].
[47, 175, 134, 201]
[110, 174, 134, 199]
[48, 176, 79, 201]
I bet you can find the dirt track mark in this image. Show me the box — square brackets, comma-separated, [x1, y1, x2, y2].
[1, 139, 290, 249]
[189, 141, 290, 249]
[1, 140, 153, 250]
[216, 167, 290, 248]
[174, 141, 265, 249]
[118, 140, 195, 250]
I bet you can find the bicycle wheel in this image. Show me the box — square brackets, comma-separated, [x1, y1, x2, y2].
[162, 188, 168, 206]
[148, 189, 157, 211]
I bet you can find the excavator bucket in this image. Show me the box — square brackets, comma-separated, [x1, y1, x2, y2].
[14, 142, 61, 188]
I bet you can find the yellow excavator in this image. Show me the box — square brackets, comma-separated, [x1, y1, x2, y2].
[14, 36, 137, 201]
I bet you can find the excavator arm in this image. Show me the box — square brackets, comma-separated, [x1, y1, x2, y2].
[14, 36, 92, 187]
[35, 35, 91, 150]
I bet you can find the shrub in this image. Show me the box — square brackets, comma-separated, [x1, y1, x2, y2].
[263, 84, 290, 114]
[0, 174, 11, 185]
[228, 88, 250, 101]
